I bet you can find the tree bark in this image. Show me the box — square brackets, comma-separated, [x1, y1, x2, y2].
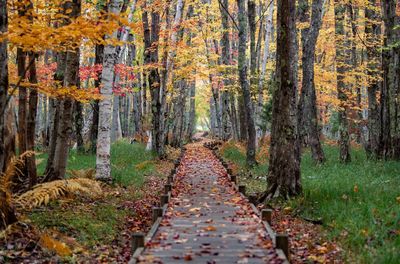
[297, 0, 326, 163]
[237, 0, 257, 167]
[96, 0, 123, 181]
[334, 1, 351, 163]
[381, 0, 397, 158]
[218, 0, 232, 141]
[17, 48, 27, 155]
[265, 0, 301, 199]
[365, 0, 381, 158]
[90, 44, 104, 154]
[26, 52, 38, 186]
[0, 0, 8, 172]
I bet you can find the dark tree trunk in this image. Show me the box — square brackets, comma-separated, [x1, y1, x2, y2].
[46, 0, 81, 181]
[90, 44, 104, 154]
[237, 0, 257, 167]
[365, 0, 381, 158]
[0, 0, 8, 172]
[17, 48, 27, 155]
[26, 52, 38, 186]
[74, 101, 84, 153]
[265, 0, 301, 199]
[297, 0, 326, 164]
[143, 6, 163, 156]
[334, 1, 351, 163]
[381, 0, 397, 158]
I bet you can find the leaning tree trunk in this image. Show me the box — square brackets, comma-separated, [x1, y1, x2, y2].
[237, 0, 257, 167]
[265, 0, 301, 200]
[96, 0, 123, 181]
[297, 0, 326, 163]
[334, 1, 351, 163]
[0, 0, 8, 172]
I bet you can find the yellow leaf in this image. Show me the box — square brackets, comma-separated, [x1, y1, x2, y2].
[353, 185, 359, 193]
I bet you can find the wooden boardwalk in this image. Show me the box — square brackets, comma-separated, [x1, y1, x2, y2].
[133, 143, 286, 263]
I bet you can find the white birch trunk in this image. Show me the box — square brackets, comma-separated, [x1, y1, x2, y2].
[96, 0, 123, 181]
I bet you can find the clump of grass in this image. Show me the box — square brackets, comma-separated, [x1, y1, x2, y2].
[221, 143, 400, 263]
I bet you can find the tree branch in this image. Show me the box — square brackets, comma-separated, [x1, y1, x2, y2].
[217, 0, 240, 31]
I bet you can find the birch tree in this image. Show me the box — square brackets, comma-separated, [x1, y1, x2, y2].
[96, 0, 123, 181]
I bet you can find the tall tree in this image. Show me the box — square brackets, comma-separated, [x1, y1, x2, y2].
[334, 0, 351, 163]
[237, 0, 257, 167]
[265, 0, 301, 199]
[52, 0, 82, 180]
[365, 0, 381, 158]
[142, 3, 163, 156]
[96, 0, 123, 181]
[297, 0, 326, 163]
[381, 0, 398, 158]
[0, 0, 8, 172]
[257, 0, 274, 137]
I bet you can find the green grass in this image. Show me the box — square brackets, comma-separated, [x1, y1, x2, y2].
[222, 144, 400, 263]
[30, 203, 127, 247]
[37, 139, 156, 187]
[30, 140, 158, 250]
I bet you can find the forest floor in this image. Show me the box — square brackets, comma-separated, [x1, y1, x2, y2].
[137, 142, 285, 263]
[0, 140, 178, 263]
[221, 140, 400, 263]
[1, 139, 398, 263]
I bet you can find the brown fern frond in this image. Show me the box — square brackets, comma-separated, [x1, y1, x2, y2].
[0, 151, 35, 196]
[15, 178, 102, 210]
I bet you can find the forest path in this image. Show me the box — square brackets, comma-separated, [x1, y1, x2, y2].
[134, 141, 285, 263]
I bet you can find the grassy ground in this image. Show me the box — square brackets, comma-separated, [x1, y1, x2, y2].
[30, 140, 162, 255]
[37, 139, 156, 186]
[221, 142, 400, 263]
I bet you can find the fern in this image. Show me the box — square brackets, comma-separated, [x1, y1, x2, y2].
[0, 151, 35, 202]
[16, 178, 102, 210]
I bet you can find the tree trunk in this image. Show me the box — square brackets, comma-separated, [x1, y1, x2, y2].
[218, 0, 232, 141]
[26, 52, 38, 186]
[365, 0, 381, 158]
[186, 81, 196, 141]
[0, 0, 8, 172]
[237, 0, 257, 167]
[17, 47, 27, 155]
[96, 0, 123, 181]
[265, 0, 301, 200]
[334, 1, 351, 163]
[90, 44, 104, 154]
[44, 52, 65, 179]
[297, 0, 326, 164]
[257, 0, 274, 138]
[381, 0, 397, 158]
[74, 100, 85, 152]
